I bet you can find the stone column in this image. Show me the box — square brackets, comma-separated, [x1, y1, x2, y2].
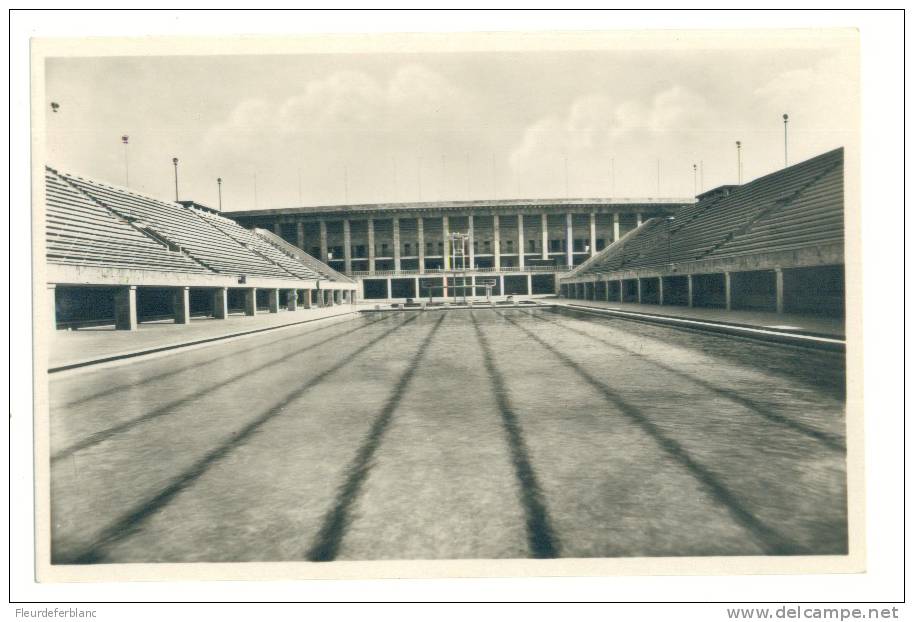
[244, 288, 257, 316]
[414, 277, 420, 298]
[636, 278, 643, 304]
[613, 212, 621, 243]
[527, 273, 533, 295]
[467, 214, 475, 270]
[392, 217, 401, 272]
[493, 214, 501, 270]
[303, 288, 313, 309]
[174, 286, 191, 324]
[287, 290, 298, 311]
[319, 220, 329, 262]
[541, 213, 549, 260]
[213, 288, 228, 319]
[334, 290, 342, 305]
[775, 268, 784, 314]
[367, 218, 376, 274]
[268, 288, 280, 313]
[48, 284, 57, 331]
[687, 275, 694, 308]
[499, 274, 505, 296]
[517, 213, 525, 269]
[296, 221, 305, 249]
[343, 219, 352, 274]
[114, 285, 138, 330]
[386, 279, 393, 300]
[417, 217, 425, 274]
[724, 272, 732, 311]
[605, 280, 611, 302]
[619, 279, 624, 303]
[589, 211, 597, 256]
[658, 278, 665, 306]
[442, 215, 450, 271]
[565, 212, 574, 267]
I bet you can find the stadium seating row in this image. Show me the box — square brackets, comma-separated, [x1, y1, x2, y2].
[46, 168, 209, 274]
[46, 166, 342, 284]
[570, 147, 844, 279]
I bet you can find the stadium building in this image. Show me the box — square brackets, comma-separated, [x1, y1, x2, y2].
[559, 148, 845, 317]
[44, 146, 844, 329]
[45, 167, 356, 331]
[227, 198, 691, 301]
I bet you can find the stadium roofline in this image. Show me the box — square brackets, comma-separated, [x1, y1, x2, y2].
[225, 196, 696, 217]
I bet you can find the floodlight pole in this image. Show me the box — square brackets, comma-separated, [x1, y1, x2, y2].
[122, 135, 130, 187]
[735, 142, 742, 184]
[172, 157, 179, 201]
[217, 177, 223, 212]
[783, 113, 789, 167]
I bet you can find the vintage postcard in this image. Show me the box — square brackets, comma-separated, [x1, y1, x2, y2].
[30, 28, 863, 582]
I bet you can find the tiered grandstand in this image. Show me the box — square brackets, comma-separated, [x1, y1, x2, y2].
[560, 148, 845, 316]
[45, 167, 355, 330]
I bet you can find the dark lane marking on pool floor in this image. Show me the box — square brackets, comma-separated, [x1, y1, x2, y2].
[55, 314, 421, 564]
[51, 315, 393, 463]
[306, 314, 446, 562]
[470, 312, 560, 558]
[57, 315, 377, 409]
[521, 310, 846, 453]
[496, 311, 808, 556]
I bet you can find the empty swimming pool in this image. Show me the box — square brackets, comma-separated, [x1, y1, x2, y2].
[48, 308, 847, 563]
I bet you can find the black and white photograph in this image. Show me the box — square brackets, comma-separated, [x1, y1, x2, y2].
[21, 16, 887, 594]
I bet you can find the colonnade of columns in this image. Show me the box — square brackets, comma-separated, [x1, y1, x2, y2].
[50, 284, 357, 331]
[290, 209, 650, 274]
[364, 272, 541, 300]
[564, 269, 789, 313]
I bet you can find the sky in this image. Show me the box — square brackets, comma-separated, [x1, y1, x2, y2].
[43, 35, 858, 212]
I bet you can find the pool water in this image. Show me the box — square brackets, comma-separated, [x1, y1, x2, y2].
[48, 308, 847, 563]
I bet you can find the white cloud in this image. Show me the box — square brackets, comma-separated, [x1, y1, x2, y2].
[508, 86, 716, 197]
[200, 64, 486, 205]
[753, 52, 858, 131]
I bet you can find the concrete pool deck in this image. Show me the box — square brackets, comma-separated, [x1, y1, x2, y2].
[548, 299, 845, 339]
[47, 305, 359, 372]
